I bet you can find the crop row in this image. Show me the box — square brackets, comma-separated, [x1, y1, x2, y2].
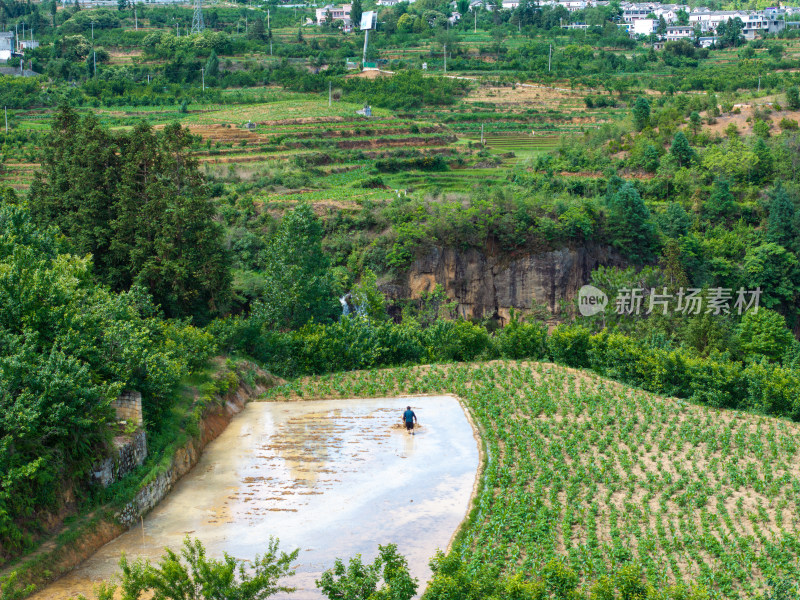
[264, 362, 800, 597]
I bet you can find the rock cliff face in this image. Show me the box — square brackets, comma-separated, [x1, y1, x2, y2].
[394, 245, 624, 324]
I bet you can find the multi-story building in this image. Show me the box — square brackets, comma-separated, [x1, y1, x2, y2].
[623, 3, 659, 22]
[315, 4, 352, 28]
[665, 24, 693, 40]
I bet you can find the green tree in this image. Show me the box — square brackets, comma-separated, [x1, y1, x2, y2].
[786, 86, 800, 111]
[351, 0, 363, 29]
[676, 9, 689, 25]
[670, 131, 694, 168]
[642, 144, 660, 173]
[658, 201, 692, 238]
[767, 182, 796, 248]
[29, 106, 118, 276]
[350, 268, 387, 321]
[30, 107, 232, 322]
[717, 17, 744, 48]
[113, 122, 232, 321]
[752, 119, 771, 139]
[606, 183, 657, 263]
[657, 14, 667, 35]
[632, 96, 650, 131]
[661, 238, 689, 287]
[736, 309, 792, 362]
[742, 242, 800, 309]
[249, 16, 266, 41]
[317, 544, 417, 600]
[207, 9, 219, 28]
[752, 136, 773, 184]
[205, 49, 219, 77]
[253, 204, 339, 330]
[689, 111, 701, 136]
[703, 178, 736, 222]
[79, 537, 298, 600]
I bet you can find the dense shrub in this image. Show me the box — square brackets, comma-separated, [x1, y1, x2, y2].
[495, 313, 547, 359]
[548, 324, 591, 367]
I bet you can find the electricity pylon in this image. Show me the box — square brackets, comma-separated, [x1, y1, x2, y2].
[191, 0, 204, 34]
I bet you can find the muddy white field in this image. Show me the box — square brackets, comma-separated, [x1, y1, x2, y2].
[32, 396, 480, 600]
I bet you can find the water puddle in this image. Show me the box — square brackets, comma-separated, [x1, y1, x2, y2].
[31, 396, 479, 599]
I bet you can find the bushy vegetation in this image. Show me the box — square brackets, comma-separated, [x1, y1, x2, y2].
[29, 106, 231, 322]
[0, 191, 216, 557]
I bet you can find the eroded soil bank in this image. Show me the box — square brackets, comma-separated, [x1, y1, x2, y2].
[31, 396, 479, 599]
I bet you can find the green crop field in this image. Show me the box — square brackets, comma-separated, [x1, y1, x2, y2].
[269, 362, 800, 598]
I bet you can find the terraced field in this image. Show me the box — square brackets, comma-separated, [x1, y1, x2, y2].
[464, 132, 561, 163]
[270, 361, 800, 598]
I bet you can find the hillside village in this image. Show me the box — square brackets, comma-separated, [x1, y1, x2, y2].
[316, 0, 799, 44]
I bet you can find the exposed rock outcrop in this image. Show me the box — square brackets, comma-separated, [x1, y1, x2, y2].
[393, 245, 625, 324]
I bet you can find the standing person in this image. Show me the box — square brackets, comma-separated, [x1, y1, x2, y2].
[403, 406, 417, 435]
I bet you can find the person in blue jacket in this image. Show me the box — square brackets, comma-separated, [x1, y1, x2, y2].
[403, 406, 417, 435]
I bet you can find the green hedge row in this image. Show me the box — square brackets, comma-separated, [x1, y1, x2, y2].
[214, 315, 800, 422]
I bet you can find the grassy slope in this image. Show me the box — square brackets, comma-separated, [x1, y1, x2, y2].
[266, 361, 800, 598]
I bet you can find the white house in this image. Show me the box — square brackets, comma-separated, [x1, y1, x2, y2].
[559, 0, 590, 12]
[632, 18, 657, 35]
[665, 24, 693, 39]
[18, 39, 39, 51]
[0, 32, 13, 62]
[315, 4, 352, 26]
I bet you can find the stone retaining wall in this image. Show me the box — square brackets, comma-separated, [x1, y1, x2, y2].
[116, 381, 268, 527]
[112, 391, 143, 426]
[92, 430, 148, 488]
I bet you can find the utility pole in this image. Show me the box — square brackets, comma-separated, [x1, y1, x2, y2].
[444, 43, 447, 73]
[135, 8, 137, 29]
[548, 43, 552, 72]
[201, 67, 205, 91]
[4, 107, 7, 134]
[93, 50, 96, 76]
[267, 8, 270, 29]
[90, 20, 94, 40]
[480, 123, 484, 145]
[176, 22, 179, 36]
[328, 80, 332, 107]
[270, 39, 273, 54]
[758, 73, 761, 92]
[474, 9, 477, 33]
